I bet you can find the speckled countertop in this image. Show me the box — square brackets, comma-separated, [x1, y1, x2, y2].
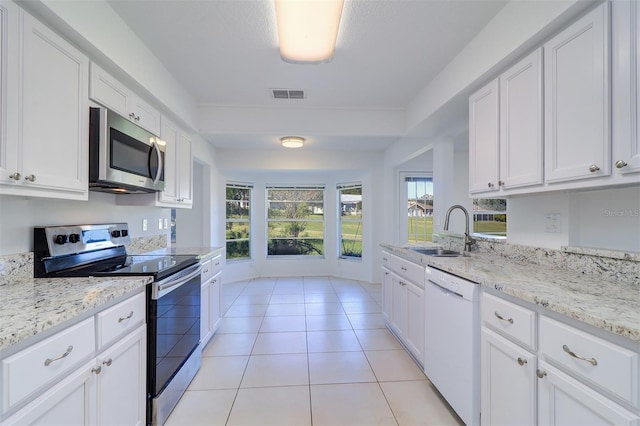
[381, 244, 640, 344]
[145, 246, 224, 260]
[0, 275, 152, 352]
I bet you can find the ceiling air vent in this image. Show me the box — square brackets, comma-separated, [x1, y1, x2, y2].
[272, 89, 305, 99]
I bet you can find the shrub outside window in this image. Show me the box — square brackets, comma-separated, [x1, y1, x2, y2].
[226, 183, 251, 260]
[267, 186, 324, 256]
[473, 198, 507, 237]
[338, 183, 362, 259]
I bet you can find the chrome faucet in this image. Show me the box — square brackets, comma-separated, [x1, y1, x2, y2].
[443, 204, 476, 252]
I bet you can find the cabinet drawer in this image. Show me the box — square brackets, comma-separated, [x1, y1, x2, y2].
[481, 293, 536, 350]
[2, 317, 95, 413]
[540, 316, 639, 408]
[201, 259, 213, 282]
[389, 255, 424, 287]
[381, 251, 391, 269]
[96, 292, 145, 350]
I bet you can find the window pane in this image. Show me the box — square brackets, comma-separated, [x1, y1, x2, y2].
[226, 184, 251, 260]
[473, 199, 507, 236]
[267, 188, 324, 257]
[406, 177, 433, 242]
[339, 184, 362, 258]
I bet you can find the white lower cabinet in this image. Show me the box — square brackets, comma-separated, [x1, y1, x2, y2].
[481, 327, 537, 426]
[481, 291, 640, 426]
[1, 292, 146, 425]
[381, 251, 425, 365]
[200, 256, 222, 347]
[537, 361, 639, 426]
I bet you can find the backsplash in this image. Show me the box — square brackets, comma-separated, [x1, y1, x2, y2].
[0, 236, 167, 285]
[432, 232, 640, 286]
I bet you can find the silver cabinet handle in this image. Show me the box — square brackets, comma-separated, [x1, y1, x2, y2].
[134, 115, 140, 121]
[129, 112, 136, 119]
[9, 172, 20, 180]
[118, 311, 134, 323]
[536, 369, 547, 379]
[517, 357, 527, 366]
[562, 344, 597, 366]
[494, 311, 513, 324]
[588, 164, 600, 173]
[400, 266, 407, 271]
[44, 345, 73, 366]
[615, 160, 628, 169]
[487, 182, 494, 188]
[498, 180, 504, 186]
[91, 365, 102, 374]
[24, 174, 36, 182]
[103, 358, 113, 367]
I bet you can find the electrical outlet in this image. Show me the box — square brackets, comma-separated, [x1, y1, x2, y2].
[142, 219, 148, 232]
[544, 213, 561, 233]
[163, 218, 168, 229]
[158, 218, 163, 230]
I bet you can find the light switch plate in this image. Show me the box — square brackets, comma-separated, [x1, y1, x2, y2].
[544, 212, 561, 233]
[158, 218, 163, 230]
[142, 219, 148, 232]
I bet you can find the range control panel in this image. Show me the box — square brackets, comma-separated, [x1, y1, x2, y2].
[37, 223, 131, 257]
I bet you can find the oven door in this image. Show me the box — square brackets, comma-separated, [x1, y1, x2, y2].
[89, 106, 165, 193]
[147, 263, 202, 425]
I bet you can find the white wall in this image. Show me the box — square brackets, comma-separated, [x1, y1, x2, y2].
[216, 148, 384, 283]
[507, 186, 640, 252]
[0, 192, 170, 255]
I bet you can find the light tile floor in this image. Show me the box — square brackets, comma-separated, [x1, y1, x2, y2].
[166, 276, 464, 426]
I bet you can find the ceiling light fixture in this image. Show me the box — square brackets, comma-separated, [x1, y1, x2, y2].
[274, 0, 344, 64]
[281, 136, 305, 148]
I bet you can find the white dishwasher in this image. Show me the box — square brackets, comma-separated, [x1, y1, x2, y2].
[424, 266, 480, 426]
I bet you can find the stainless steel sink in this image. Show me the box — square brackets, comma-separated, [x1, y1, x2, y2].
[409, 247, 462, 257]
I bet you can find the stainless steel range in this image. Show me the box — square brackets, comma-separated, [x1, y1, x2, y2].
[34, 223, 202, 426]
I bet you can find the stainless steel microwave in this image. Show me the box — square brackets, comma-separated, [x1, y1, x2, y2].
[89, 106, 165, 194]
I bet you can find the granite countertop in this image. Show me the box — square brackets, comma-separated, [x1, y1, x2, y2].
[144, 246, 224, 261]
[0, 276, 152, 352]
[381, 244, 640, 343]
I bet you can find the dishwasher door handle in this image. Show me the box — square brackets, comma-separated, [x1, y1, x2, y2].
[428, 280, 463, 298]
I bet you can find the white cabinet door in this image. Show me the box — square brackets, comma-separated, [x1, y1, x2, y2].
[1, 360, 96, 426]
[612, 0, 640, 174]
[95, 325, 146, 426]
[469, 79, 500, 193]
[382, 267, 392, 322]
[481, 327, 537, 426]
[544, 3, 610, 183]
[210, 271, 222, 333]
[0, 7, 88, 199]
[0, 0, 19, 185]
[404, 280, 424, 363]
[200, 277, 213, 346]
[177, 132, 193, 205]
[537, 361, 640, 426]
[389, 272, 406, 338]
[499, 48, 544, 189]
[89, 62, 160, 135]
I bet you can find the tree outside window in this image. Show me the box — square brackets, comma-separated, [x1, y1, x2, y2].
[338, 183, 362, 259]
[226, 183, 251, 260]
[267, 186, 324, 256]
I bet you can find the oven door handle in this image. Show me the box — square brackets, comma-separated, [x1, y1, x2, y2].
[153, 263, 202, 299]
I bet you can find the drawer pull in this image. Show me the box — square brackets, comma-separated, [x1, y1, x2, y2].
[494, 311, 514, 324]
[103, 358, 113, 367]
[91, 366, 102, 375]
[44, 345, 73, 366]
[401, 266, 407, 271]
[562, 344, 597, 366]
[536, 369, 547, 379]
[517, 357, 527, 366]
[118, 311, 134, 323]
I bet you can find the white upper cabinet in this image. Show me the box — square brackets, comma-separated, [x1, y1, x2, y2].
[612, 0, 640, 174]
[469, 49, 544, 196]
[157, 116, 193, 207]
[469, 79, 500, 194]
[89, 62, 160, 135]
[544, 3, 610, 183]
[499, 48, 544, 190]
[0, 2, 88, 200]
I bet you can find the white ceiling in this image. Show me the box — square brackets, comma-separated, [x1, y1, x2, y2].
[108, 0, 508, 151]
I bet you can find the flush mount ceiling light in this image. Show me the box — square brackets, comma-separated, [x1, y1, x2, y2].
[281, 136, 305, 148]
[274, 0, 344, 64]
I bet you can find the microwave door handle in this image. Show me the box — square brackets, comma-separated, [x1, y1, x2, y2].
[150, 140, 163, 184]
